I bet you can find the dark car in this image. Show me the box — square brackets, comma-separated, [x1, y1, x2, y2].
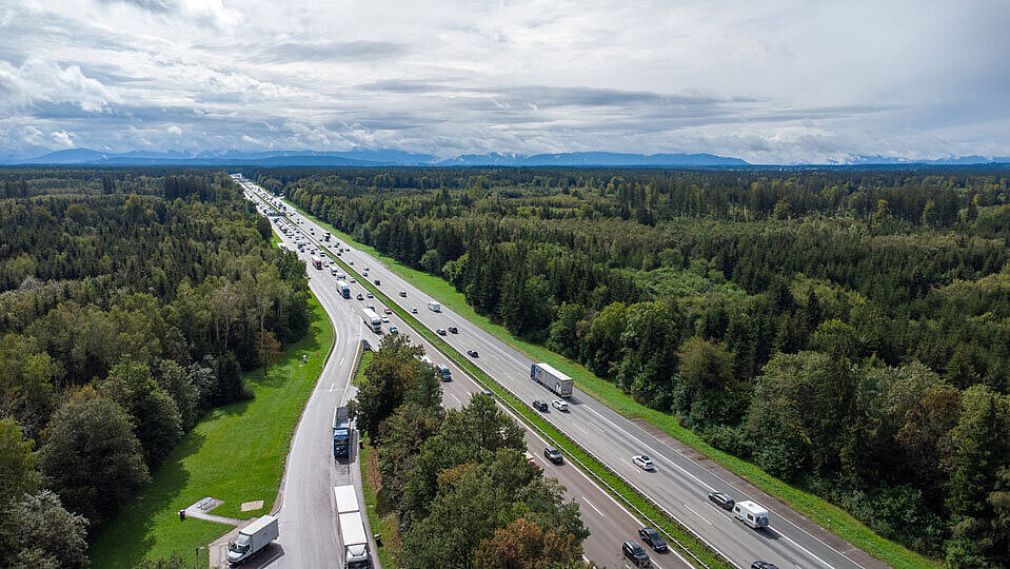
[374, 279, 380, 286]
[637, 527, 668, 552]
[532, 400, 549, 412]
[751, 562, 779, 569]
[467, 349, 479, 358]
[544, 447, 563, 464]
[622, 541, 651, 567]
[708, 491, 735, 511]
[448, 326, 458, 334]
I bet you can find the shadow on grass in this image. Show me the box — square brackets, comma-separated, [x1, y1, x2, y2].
[89, 430, 206, 568]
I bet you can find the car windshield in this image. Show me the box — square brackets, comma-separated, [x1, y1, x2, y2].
[641, 455, 650, 461]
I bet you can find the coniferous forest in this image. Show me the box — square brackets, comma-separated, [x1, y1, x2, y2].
[0, 169, 310, 567]
[272, 166, 1010, 567]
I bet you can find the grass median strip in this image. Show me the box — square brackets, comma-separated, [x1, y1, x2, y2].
[318, 239, 729, 569]
[290, 198, 937, 569]
[89, 294, 335, 568]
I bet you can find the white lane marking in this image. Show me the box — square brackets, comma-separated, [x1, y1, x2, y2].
[582, 497, 605, 518]
[583, 406, 716, 492]
[769, 525, 837, 569]
[449, 392, 461, 406]
[683, 504, 713, 526]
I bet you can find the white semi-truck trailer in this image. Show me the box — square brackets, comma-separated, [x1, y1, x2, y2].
[334, 485, 372, 568]
[530, 362, 574, 398]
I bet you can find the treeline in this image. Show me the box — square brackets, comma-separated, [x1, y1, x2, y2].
[284, 167, 1010, 566]
[0, 170, 309, 568]
[352, 334, 589, 569]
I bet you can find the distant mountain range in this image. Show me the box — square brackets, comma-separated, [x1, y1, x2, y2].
[3, 148, 1010, 168]
[845, 154, 1010, 166]
[4, 148, 749, 167]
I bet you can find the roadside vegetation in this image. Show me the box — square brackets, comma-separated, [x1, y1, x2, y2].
[325, 244, 731, 568]
[272, 167, 1010, 568]
[88, 296, 333, 567]
[0, 169, 314, 567]
[350, 334, 591, 569]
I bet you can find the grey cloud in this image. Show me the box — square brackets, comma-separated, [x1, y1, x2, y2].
[2, 0, 1009, 162]
[249, 40, 409, 63]
[358, 79, 456, 93]
[97, 0, 178, 13]
[500, 85, 722, 108]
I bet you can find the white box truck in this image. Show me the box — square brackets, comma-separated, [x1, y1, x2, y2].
[427, 301, 441, 312]
[733, 500, 770, 530]
[530, 362, 574, 398]
[227, 515, 279, 566]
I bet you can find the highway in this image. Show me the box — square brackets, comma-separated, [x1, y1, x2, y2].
[243, 177, 886, 569]
[253, 196, 375, 568]
[241, 179, 691, 569]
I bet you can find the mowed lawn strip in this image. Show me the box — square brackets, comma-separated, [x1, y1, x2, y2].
[290, 200, 938, 569]
[89, 294, 335, 568]
[352, 350, 373, 387]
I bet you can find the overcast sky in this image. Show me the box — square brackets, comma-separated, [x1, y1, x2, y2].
[1, 0, 1008, 162]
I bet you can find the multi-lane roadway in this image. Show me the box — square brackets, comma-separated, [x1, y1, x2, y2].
[242, 179, 691, 569]
[242, 177, 886, 569]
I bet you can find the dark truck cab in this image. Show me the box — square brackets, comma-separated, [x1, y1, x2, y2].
[333, 406, 351, 459]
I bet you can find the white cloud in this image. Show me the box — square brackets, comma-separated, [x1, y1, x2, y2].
[0, 0, 1007, 162]
[51, 130, 76, 147]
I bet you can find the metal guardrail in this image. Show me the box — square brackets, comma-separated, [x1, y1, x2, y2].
[246, 184, 733, 569]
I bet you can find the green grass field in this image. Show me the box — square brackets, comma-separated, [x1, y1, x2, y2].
[292, 200, 939, 569]
[88, 295, 335, 568]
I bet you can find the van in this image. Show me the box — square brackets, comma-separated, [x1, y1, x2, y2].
[733, 500, 769, 530]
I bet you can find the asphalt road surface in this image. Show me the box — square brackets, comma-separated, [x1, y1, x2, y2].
[242, 180, 691, 569]
[243, 178, 886, 569]
[253, 199, 375, 569]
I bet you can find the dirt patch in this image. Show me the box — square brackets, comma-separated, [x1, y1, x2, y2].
[240, 500, 264, 512]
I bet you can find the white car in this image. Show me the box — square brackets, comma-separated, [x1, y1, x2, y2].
[381, 315, 389, 323]
[551, 400, 569, 412]
[632, 455, 655, 471]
